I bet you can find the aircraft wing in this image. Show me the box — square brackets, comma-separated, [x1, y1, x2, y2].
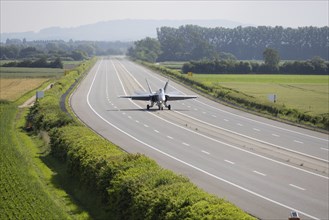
[165, 94, 197, 101]
[119, 94, 152, 101]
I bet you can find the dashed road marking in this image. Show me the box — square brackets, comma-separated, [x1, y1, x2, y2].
[201, 150, 210, 155]
[154, 129, 159, 133]
[294, 140, 304, 144]
[272, 134, 280, 137]
[289, 184, 305, 191]
[224, 160, 235, 165]
[253, 128, 260, 132]
[167, 136, 173, 139]
[253, 170, 267, 176]
[182, 142, 190, 146]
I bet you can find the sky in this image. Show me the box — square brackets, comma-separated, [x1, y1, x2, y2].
[1, 0, 328, 33]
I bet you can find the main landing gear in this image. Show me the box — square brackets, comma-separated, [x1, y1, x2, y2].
[146, 104, 171, 110]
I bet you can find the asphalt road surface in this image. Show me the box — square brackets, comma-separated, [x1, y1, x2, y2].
[71, 58, 329, 220]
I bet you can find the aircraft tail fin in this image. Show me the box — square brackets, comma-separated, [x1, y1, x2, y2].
[146, 78, 152, 93]
[164, 80, 169, 92]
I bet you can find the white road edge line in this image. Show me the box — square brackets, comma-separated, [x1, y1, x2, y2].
[321, 148, 328, 151]
[85, 59, 320, 220]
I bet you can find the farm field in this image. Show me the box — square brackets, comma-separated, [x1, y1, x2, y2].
[0, 66, 64, 101]
[192, 74, 329, 115]
[0, 78, 49, 101]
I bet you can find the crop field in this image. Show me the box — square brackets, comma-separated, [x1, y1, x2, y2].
[0, 78, 49, 101]
[0, 66, 63, 101]
[192, 74, 329, 115]
[0, 103, 70, 219]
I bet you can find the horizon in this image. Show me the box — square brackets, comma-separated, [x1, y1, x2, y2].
[1, 1, 328, 34]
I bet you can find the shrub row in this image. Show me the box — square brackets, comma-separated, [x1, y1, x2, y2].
[182, 59, 329, 75]
[141, 61, 329, 130]
[28, 58, 254, 219]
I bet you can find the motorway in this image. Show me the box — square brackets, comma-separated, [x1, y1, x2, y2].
[71, 58, 329, 220]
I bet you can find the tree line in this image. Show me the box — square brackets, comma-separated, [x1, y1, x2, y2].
[128, 25, 328, 62]
[182, 57, 329, 75]
[2, 57, 63, 69]
[156, 25, 328, 61]
[1, 39, 132, 61]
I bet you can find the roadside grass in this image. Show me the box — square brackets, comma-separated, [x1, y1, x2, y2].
[0, 102, 72, 219]
[192, 74, 329, 116]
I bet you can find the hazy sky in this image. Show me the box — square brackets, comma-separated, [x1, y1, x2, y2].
[1, 0, 328, 33]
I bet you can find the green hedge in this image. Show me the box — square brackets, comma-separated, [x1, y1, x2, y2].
[28, 57, 254, 219]
[140, 61, 329, 130]
[50, 126, 253, 219]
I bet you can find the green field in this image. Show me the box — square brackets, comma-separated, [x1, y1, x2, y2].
[0, 67, 64, 78]
[192, 74, 329, 115]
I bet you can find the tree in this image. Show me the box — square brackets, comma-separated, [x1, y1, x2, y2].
[128, 37, 161, 62]
[263, 48, 280, 67]
[263, 48, 280, 72]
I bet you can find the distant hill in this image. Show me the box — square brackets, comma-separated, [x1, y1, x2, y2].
[0, 19, 247, 42]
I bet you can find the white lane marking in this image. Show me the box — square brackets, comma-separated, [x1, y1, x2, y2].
[187, 105, 191, 108]
[182, 142, 190, 146]
[182, 103, 185, 105]
[167, 136, 173, 139]
[237, 123, 243, 126]
[272, 134, 280, 137]
[224, 160, 235, 165]
[212, 115, 217, 118]
[253, 128, 260, 132]
[128, 116, 132, 119]
[194, 99, 328, 143]
[202, 111, 207, 114]
[144, 124, 149, 128]
[114, 106, 117, 109]
[253, 170, 267, 176]
[135, 120, 139, 123]
[289, 184, 306, 191]
[154, 129, 159, 133]
[294, 140, 304, 144]
[109, 60, 320, 219]
[194, 108, 198, 111]
[201, 150, 210, 155]
[122, 112, 126, 115]
[224, 119, 229, 122]
[173, 110, 328, 164]
[321, 148, 328, 151]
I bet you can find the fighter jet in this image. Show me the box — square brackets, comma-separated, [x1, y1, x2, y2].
[119, 79, 197, 110]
